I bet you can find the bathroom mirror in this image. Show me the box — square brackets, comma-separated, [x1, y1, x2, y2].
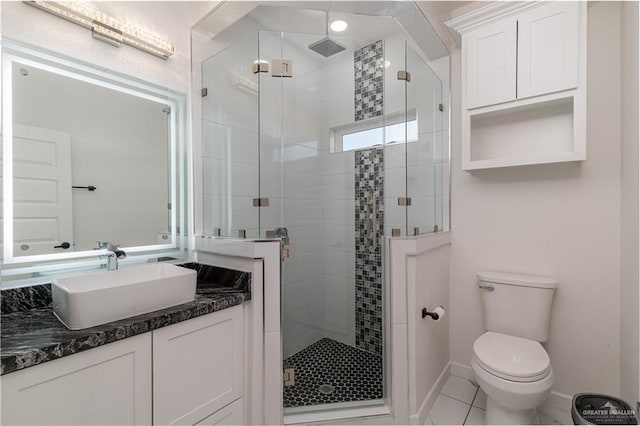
[1, 40, 187, 268]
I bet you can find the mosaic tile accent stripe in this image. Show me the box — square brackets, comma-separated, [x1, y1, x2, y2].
[355, 147, 384, 355]
[354, 40, 384, 122]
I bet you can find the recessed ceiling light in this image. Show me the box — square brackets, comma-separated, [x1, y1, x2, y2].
[330, 20, 348, 32]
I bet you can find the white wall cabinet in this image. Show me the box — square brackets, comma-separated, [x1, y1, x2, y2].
[1, 334, 153, 426]
[465, 2, 580, 109]
[448, 1, 586, 170]
[466, 19, 517, 109]
[517, 2, 580, 100]
[153, 305, 244, 426]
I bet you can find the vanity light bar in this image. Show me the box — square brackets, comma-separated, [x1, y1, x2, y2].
[24, 1, 175, 59]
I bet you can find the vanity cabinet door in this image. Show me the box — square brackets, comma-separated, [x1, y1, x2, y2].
[0, 333, 152, 425]
[195, 399, 244, 426]
[517, 1, 580, 99]
[465, 18, 518, 109]
[153, 305, 244, 426]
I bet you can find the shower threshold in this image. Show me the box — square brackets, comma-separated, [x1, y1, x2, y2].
[283, 338, 383, 409]
[283, 402, 390, 425]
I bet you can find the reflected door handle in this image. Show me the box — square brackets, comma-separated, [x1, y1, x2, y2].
[54, 242, 71, 249]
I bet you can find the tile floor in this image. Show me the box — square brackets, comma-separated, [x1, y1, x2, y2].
[426, 375, 486, 425]
[282, 338, 383, 408]
[425, 375, 563, 425]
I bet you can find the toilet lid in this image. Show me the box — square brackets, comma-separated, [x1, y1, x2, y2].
[473, 332, 551, 382]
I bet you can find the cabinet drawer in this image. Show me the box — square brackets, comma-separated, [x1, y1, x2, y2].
[153, 305, 244, 425]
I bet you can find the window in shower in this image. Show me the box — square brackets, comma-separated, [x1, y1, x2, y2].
[331, 110, 418, 152]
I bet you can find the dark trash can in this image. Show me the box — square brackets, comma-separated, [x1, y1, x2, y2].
[572, 393, 637, 425]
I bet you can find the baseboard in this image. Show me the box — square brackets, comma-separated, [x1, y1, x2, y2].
[539, 391, 573, 425]
[450, 361, 475, 383]
[410, 363, 452, 425]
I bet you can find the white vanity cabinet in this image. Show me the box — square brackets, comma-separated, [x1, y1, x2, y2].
[152, 305, 244, 426]
[448, 1, 587, 170]
[1, 305, 245, 426]
[195, 399, 244, 425]
[1, 333, 153, 425]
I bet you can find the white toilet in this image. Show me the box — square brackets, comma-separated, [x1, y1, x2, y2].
[472, 271, 557, 425]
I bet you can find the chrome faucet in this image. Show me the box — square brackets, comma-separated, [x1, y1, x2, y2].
[96, 242, 127, 271]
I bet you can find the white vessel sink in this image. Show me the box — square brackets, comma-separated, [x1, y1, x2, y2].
[52, 264, 197, 330]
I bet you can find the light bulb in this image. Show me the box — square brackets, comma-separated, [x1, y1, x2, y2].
[330, 20, 348, 32]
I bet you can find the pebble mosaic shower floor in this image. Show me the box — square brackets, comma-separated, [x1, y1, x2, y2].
[282, 338, 383, 408]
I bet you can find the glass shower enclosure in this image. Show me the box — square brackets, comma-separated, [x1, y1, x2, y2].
[202, 9, 447, 414]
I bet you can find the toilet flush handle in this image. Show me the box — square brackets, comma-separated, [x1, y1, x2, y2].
[479, 285, 494, 291]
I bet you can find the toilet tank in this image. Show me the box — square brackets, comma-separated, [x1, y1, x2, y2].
[478, 271, 557, 342]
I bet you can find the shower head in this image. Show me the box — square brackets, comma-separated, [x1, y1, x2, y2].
[309, 37, 346, 58]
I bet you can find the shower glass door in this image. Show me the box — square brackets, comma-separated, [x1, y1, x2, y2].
[259, 29, 387, 413]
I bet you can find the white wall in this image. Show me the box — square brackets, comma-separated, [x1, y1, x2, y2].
[449, 1, 623, 399]
[410, 238, 450, 424]
[390, 233, 451, 425]
[1, 1, 191, 93]
[619, 0, 639, 408]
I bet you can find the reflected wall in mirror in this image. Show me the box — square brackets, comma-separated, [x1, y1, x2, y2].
[1, 40, 187, 268]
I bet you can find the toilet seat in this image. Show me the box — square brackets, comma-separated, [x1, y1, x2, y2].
[473, 332, 551, 383]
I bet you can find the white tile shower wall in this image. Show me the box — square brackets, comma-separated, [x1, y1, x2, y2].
[319, 48, 357, 348]
[320, 151, 356, 348]
[448, 2, 623, 400]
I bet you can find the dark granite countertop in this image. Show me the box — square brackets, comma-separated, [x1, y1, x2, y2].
[0, 263, 251, 375]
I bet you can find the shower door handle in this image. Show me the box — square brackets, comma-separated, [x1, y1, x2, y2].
[372, 195, 378, 251]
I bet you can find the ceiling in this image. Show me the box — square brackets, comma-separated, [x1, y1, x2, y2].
[194, 1, 452, 61]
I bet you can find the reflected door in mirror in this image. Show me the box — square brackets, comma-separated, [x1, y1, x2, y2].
[12, 124, 73, 256]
